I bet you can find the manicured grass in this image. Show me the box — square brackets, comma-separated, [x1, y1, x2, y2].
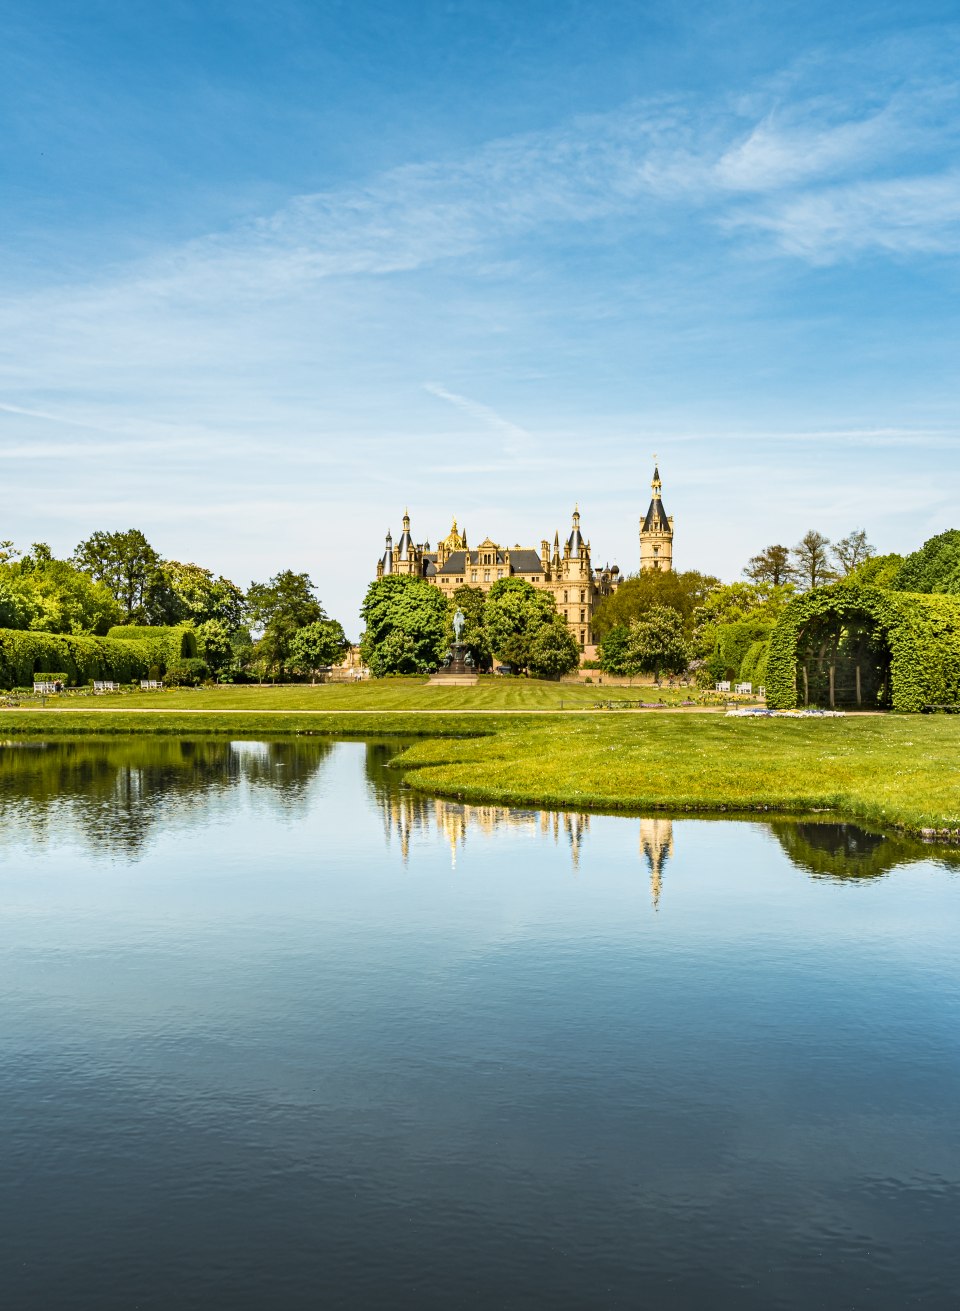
[7, 676, 709, 712]
[391, 714, 960, 836]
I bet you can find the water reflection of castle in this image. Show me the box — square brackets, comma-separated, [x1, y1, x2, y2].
[378, 784, 675, 908]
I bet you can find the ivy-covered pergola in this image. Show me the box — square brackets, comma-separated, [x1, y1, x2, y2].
[766, 584, 960, 712]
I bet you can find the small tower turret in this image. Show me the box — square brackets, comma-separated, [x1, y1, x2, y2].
[640, 461, 674, 572]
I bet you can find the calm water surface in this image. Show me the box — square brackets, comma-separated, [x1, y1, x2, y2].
[1, 737, 959, 1310]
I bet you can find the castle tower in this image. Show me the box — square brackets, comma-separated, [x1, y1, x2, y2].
[639, 463, 674, 572]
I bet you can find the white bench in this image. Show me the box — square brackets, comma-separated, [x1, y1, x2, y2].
[34, 680, 62, 694]
[735, 682, 753, 695]
[140, 680, 161, 690]
[93, 681, 121, 694]
[715, 680, 731, 693]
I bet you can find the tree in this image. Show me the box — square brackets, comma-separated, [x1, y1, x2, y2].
[791, 530, 835, 591]
[4, 544, 123, 634]
[288, 619, 350, 678]
[892, 530, 960, 595]
[623, 606, 689, 682]
[847, 552, 903, 589]
[446, 585, 490, 669]
[592, 570, 718, 640]
[744, 544, 791, 586]
[160, 561, 245, 628]
[73, 529, 165, 623]
[246, 570, 326, 677]
[359, 575, 448, 675]
[832, 529, 875, 576]
[527, 619, 580, 679]
[598, 624, 631, 675]
[691, 581, 794, 661]
[483, 577, 559, 671]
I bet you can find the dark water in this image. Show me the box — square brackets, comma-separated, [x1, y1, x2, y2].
[1, 738, 959, 1310]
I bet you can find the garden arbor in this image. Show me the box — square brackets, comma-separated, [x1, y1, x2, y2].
[767, 584, 960, 712]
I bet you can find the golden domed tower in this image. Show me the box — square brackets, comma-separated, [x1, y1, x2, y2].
[640, 462, 674, 572]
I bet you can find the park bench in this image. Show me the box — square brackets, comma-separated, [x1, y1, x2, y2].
[715, 680, 731, 693]
[140, 680, 162, 690]
[93, 681, 121, 694]
[735, 682, 753, 695]
[33, 680, 62, 694]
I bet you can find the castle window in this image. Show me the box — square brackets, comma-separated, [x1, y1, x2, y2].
[563, 590, 568, 603]
[580, 589, 585, 603]
[471, 570, 477, 581]
[484, 569, 490, 582]
[497, 569, 503, 579]
[580, 609, 585, 623]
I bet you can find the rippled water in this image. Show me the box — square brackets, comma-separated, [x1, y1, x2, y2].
[1, 737, 959, 1310]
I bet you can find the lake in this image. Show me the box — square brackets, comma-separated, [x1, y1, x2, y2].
[1, 737, 958, 1309]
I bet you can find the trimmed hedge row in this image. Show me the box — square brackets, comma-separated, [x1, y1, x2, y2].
[0, 625, 198, 688]
[106, 625, 197, 666]
[767, 584, 960, 712]
[739, 638, 770, 686]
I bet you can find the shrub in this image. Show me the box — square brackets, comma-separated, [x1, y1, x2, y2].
[106, 625, 197, 672]
[162, 658, 209, 687]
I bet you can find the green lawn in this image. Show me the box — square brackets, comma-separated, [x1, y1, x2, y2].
[6, 676, 710, 712]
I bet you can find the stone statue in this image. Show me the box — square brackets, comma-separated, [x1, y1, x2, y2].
[453, 608, 465, 642]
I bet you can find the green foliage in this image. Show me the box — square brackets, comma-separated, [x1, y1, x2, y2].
[288, 619, 350, 675]
[0, 547, 123, 634]
[447, 585, 490, 668]
[848, 553, 904, 589]
[692, 581, 793, 660]
[767, 583, 960, 712]
[162, 658, 210, 687]
[711, 620, 774, 681]
[360, 575, 448, 676]
[739, 639, 770, 685]
[483, 578, 558, 670]
[73, 529, 166, 622]
[246, 570, 326, 676]
[593, 570, 718, 639]
[744, 544, 791, 586]
[159, 561, 246, 628]
[527, 620, 580, 679]
[892, 530, 960, 595]
[0, 628, 151, 687]
[107, 625, 197, 671]
[622, 606, 689, 680]
[598, 624, 631, 674]
[791, 529, 836, 590]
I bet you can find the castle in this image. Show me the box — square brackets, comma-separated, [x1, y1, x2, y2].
[374, 465, 674, 650]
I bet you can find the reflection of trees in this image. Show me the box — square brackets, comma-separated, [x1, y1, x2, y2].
[0, 737, 334, 857]
[768, 819, 960, 880]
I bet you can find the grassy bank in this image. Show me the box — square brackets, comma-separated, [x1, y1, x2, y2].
[392, 714, 960, 837]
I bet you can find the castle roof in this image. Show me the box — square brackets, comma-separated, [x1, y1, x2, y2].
[436, 549, 543, 575]
[642, 498, 670, 532]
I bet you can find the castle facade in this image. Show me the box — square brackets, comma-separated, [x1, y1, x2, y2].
[375, 466, 673, 650]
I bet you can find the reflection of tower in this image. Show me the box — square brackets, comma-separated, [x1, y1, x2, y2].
[562, 811, 590, 871]
[639, 817, 674, 909]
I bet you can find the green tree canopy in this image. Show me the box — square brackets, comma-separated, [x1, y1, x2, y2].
[247, 570, 326, 676]
[159, 561, 245, 629]
[832, 529, 875, 576]
[592, 570, 718, 639]
[359, 575, 448, 676]
[483, 577, 558, 670]
[288, 619, 350, 677]
[527, 619, 580, 679]
[72, 529, 166, 623]
[691, 581, 793, 660]
[891, 529, 960, 595]
[623, 606, 689, 681]
[2, 543, 123, 634]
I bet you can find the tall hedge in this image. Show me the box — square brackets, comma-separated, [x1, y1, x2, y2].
[712, 620, 773, 680]
[0, 623, 197, 687]
[0, 630, 151, 687]
[739, 638, 770, 685]
[106, 625, 197, 667]
[767, 584, 960, 712]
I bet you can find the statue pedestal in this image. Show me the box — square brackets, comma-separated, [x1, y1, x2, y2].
[427, 642, 477, 685]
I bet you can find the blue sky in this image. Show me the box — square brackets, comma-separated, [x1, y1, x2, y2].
[2, 0, 959, 628]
